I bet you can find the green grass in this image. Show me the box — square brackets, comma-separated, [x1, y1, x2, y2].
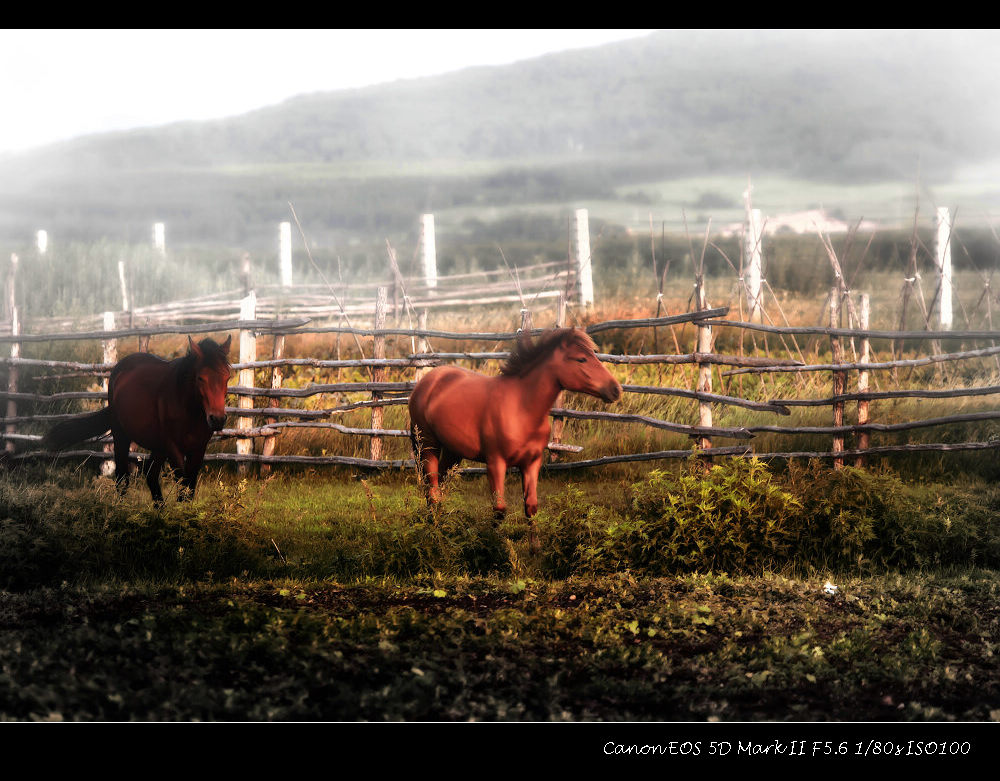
[3, 569, 1000, 721]
[3, 460, 1000, 722]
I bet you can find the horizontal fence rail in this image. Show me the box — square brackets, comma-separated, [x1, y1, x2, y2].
[5, 284, 1000, 475]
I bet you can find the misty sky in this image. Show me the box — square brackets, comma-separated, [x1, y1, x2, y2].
[0, 29, 656, 155]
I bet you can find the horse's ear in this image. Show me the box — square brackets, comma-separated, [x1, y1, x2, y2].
[220, 334, 232, 355]
[187, 335, 202, 358]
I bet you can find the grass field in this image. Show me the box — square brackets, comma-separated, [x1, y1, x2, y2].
[5, 235, 1000, 730]
[3, 455, 1000, 724]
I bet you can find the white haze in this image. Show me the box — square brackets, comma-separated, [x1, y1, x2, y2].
[0, 28, 657, 155]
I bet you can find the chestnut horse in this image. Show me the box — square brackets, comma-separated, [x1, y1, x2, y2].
[42, 336, 232, 503]
[408, 327, 622, 537]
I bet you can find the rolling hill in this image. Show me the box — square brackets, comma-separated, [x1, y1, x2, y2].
[1, 29, 998, 249]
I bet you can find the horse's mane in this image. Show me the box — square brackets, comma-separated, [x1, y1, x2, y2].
[499, 328, 597, 377]
[177, 337, 231, 380]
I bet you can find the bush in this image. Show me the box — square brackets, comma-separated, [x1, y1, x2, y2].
[619, 458, 804, 574]
[535, 485, 628, 578]
[537, 458, 804, 576]
[787, 461, 1000, 571]
[538, 458, 1000, 577]
[0, 476, 276, 590]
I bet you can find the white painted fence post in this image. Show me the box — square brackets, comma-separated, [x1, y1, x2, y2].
[745, 199, 763, 322]
[153, 222, 165, 254]
[936, 207, 953, 330]
[574, 208, 594, 307]
[420, 214, 437, 290]
[279, 221, 293, 287]
[100, 311, 117, 476]
[856, 293, 871, 467]
[118, 260, 130, 313]
[695, 279, 713, 454]
[370, 286, 388, 462]
[261, 332, 284, 475]
[5, 254, 19, 455]
[237, 291, 256, 472]
[830, 290, 845, 469]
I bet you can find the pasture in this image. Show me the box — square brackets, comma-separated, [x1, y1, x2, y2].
[4, 222, 1000, 729]
[3, 463, 1000, 723]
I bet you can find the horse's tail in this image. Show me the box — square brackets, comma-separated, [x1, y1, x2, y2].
[408, 425, 420, 460]
[41, 407, 114, 450]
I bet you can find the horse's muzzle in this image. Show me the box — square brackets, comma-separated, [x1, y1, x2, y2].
[208, 414, 226, 431]
[601, 381, 623, 403]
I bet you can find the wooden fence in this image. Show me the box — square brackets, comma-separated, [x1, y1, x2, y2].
[4, 286, 1000, 477]
[5, 200, 1000, 476]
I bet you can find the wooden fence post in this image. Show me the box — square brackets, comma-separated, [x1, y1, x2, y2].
[936, 207, 953, 330]
[261, 332, 285, 474]
[420, 215, 437, 291]
[550, 293, 567, 457]
[101, 311, 117, 476]
[695, 279, 713, 455]
[279, 222, 293, 287]
[574, 208, 594, 307]
[370, 287, 387, 461]
[237, 291, 256, 473]
[414, 310, 430, 382]
[855, 293, 871, 467]
[831, 288, 845, 468]
[4, 254, 19, 455]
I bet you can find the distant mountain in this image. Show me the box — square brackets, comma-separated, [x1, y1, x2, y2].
[2, 29, 998, 247]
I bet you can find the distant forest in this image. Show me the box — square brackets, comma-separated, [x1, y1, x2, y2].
[0, 29, 997, 251]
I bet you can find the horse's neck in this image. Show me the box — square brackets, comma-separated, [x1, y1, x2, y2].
[513, 364, 563, 421]
[172, 359, 202, 409]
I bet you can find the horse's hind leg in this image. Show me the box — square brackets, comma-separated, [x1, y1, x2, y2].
[520, 456, 543, 552]
[438, 449, 460, 487]
[421, 447, 443, 505]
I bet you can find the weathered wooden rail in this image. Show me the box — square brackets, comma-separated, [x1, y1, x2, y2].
[4, 286, 1000, 474]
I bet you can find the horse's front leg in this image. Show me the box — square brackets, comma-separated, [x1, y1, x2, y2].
[164, 443, 188, 501]
[520, 455, 543, 552]
[143, 452, 166, 506]
[487, 456, 508, 520]
[180, 449, 206, 501]
[111, 425, 133, 495]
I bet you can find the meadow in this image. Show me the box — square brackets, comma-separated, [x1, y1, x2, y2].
[4, 226, 1000, 726]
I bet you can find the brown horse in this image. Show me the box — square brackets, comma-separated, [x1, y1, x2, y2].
[42, 335, 232, 503]
[408, 327, 622, 536]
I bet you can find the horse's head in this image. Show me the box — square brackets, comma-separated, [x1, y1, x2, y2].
[189, 335, 233, 431]
[551, 329, 622, 403]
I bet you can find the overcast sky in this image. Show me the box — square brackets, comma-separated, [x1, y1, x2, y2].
[0, 29, 657, 155]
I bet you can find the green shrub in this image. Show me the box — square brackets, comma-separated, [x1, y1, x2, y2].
[787, 462, 1000, 571]
[0, 476, 276, 589]
[537, 459, 805, 576]
[619, 458, 805, 574]
[359, 509, 512, 579]
[535, 485, 628, 578]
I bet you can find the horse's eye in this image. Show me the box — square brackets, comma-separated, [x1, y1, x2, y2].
[574, 357, 587, 363]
